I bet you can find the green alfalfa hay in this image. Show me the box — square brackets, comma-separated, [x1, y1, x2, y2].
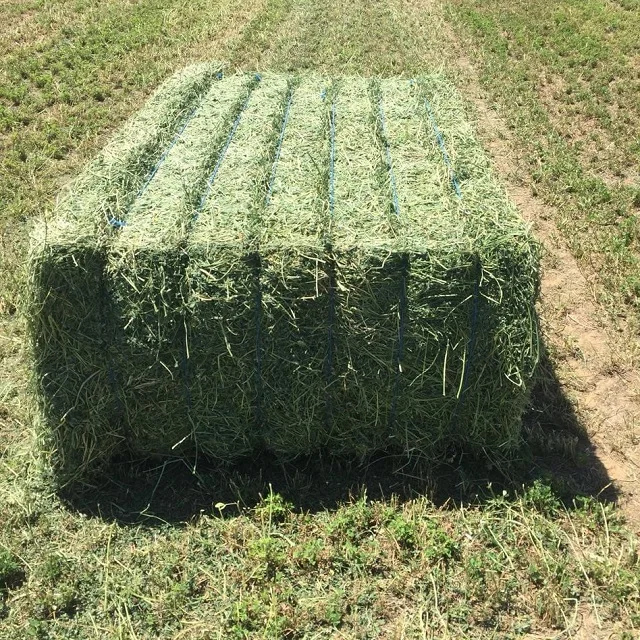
[105, 73, 262, 457]
[26, 69, 540, 483]
[325, 77, 476, 457]
[25, 63, 223, 484]
[384, 75, 540, 457]
[324, 75, 539, 459]
[412, 74, 540, 455]
[49, 62, 224, 245]
[327, 77, 400, 454]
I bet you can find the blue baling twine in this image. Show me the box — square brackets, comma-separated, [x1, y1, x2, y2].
[389, 261, 408, 431]
[317, 89, 337, 426]
[195, 74, 261, 218]
[329, 101, 336, 216]
[378, 94, 406, 431]
[103, 328, 120, 411]
[324, 98, 337, 427]
[423, 96, 462, 199]
[137, 103, 201, 200]
[108, 217, 126, 229]
[107, 72, 225, 229]
[257, 83, 292, 427]
[325, 272, 336, 429]
[266, 89, 293, 205]
[254, 262, 263, 428]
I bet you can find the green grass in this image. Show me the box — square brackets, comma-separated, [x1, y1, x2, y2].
[448, 0, 640, 320]
[1, 482, 639, 638]
[1, 0, 639, 636]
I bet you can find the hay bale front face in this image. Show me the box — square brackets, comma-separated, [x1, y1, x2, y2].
[27, 68, 540, 483]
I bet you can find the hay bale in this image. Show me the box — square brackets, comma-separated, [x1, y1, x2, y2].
[26, 68, 540, 483]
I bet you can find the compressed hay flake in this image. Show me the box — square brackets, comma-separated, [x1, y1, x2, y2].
[26, 66, 540, 483]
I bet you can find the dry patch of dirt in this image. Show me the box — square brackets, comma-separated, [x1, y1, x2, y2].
[0, 7, 45, 54]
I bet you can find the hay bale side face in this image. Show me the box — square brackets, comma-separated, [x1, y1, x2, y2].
[459, 241, 540, 454]
[260, 245, 331, 454]
[395, 251, 477, 453]
[186, 247, 258, 458]
[331, 246, 403, 453]
[27, 246, 124, 477]
[108, 246, 191, 453]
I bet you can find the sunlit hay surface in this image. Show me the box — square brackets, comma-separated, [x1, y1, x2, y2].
[25, 68, 540, 485]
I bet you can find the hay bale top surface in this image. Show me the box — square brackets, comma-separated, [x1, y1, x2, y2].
[41, 67, 531, 259]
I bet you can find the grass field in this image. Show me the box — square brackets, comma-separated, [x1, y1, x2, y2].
[1, 0, 639, 637]
[449, 0, 640, 319]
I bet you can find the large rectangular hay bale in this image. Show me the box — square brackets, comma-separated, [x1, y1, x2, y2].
[27, 67, 540, 483]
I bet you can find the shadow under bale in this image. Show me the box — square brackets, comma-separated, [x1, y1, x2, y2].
[61, 344, 615, 525]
